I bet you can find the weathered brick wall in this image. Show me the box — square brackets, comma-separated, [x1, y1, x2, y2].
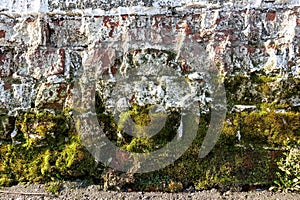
[0, 0, 299, 189]
[1, 0, 299, 136]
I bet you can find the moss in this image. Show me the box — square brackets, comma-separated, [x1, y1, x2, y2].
[167, 180, 183, 192]
[124, 108, 299, 191]
[0, 109, 297, 191]
[224, 74, 263, 106]
[133, 174, 171, 192]
[0, 175, 13, 186]
[56, 139, 78, 170]
[41, 149, 51, 175]
[45, 180, 63, 194]
[238, 111, 300, 146]
[224, 71, 299, 108]
[16, 111, 69, 147]
[55, 135, 97, 177]
[96, 102, 180, 154]
[272, 147, 300, 192]
[0, 111, 100, 186]
[125, 137, 153, 153]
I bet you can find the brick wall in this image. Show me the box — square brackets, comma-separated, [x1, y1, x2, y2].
[0, 0, 299, 136]
[0, 0, 299, 187]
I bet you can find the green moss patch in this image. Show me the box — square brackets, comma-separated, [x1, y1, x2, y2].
[0, 108, 299, 191]
[0, 111, 99, 186]
[130, 109, 299, 191]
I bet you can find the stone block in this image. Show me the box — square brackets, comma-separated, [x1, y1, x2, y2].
[17, 48, 66, 80]
[35, 82, 70, 109]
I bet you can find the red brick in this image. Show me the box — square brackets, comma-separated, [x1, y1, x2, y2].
[0, 30, 5, 38]
[3, 84, 12, 90]
[27, 49, 66, 78]
[266, 11, 276, 21]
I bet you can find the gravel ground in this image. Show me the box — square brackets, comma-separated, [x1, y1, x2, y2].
[1, 182, 300, 200]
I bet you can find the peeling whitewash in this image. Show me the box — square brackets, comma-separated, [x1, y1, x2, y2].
[0, 0, 299, 132]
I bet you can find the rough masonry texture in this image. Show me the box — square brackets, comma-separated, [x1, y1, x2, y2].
[0, 0, 299, 190]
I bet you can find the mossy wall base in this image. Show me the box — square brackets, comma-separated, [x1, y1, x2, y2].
[0, 108, 298, 192]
